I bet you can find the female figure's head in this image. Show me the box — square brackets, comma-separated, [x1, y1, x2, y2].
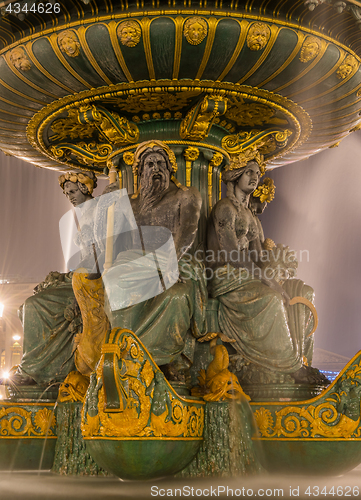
[222, 161, 262, 206]
[58, 171, 97, 207]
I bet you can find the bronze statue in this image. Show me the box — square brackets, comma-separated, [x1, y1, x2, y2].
[2, 172, 98, 386]
[95, 141, 207, 377]
[207, 150, 328, 385]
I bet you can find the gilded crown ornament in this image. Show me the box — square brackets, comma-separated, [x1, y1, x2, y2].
[226, 147, 267, 175]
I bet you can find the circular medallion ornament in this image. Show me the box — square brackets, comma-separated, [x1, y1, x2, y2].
[117, 20, 142, 47]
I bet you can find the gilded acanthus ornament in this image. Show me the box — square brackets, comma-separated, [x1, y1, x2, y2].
[117, 20, 142, 47]
[9, 47, 31, 71]
[247, 23, 271, 51]
[225, 147, 267, 175]
[300, 36, 321, 63]
[183, 17, 208, 45]
[57, 30, 81, 57]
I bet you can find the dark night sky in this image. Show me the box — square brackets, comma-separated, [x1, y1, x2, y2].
[0, 132, 360, 358]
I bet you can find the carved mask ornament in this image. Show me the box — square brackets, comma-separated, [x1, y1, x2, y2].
[300, 36, 321, 63]
[58, 30, 81, 57]
[337, 55, 359, 79]
[117, 20, 142, 47]
[9, 47, 31, 71]
[247, 23, 271, 51]
[184, 17, 208, 45]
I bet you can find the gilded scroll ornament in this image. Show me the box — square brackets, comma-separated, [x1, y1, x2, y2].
[57, 30, 81, 58]
[247, 23, 271, 51]
[184, 17, 208, 45]
[180, 96, 227, 141]
[254, 355, 361, 439]
[222, 129, 291, 157]
[336, 55, 359, 79]
[9, 47, 31, 71]
[299, 36, 321, 63]
[117, 20, 142, 47]
[81, 328, 204, 439]
[50, 142, 113, 164]
[0, 406, 56, 437]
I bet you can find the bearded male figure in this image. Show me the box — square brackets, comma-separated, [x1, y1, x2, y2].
[93, 141, 207, 376]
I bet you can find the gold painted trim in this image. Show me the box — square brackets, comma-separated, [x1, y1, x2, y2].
[3, 51, 59, 99]
[0, 95, 37, 111]
[26, 80, 311, 171]
[217, 19, 248, 82]
[312, 107, 361, 122]
[78, 26, 113, 86]
[172, 16, 184, 80]
[108, 20, 133, 82]
[256, 31, 306, 88]
[253, 437, 361, 442]
[48, 33, 92, 90]
[25, 41, 75, 94]
[0, 436, 57, 440]
[0, 11, 360, 65]
[83, 436, 203, 440]
[195, 16, 217, 81]
[141, 18, 156, 80]
[237, 24, 281, 85]
[285, 50, 345, 100]
[0, 78, 45, 105]
[305, 85, 361, 112]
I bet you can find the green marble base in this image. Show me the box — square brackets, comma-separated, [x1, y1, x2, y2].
[244, 383, 325, 402]
[52, 402, 109, 476]
[178, 399, 263, 478]
[5, 384, 59, 402]
[0, 399, 57, 470]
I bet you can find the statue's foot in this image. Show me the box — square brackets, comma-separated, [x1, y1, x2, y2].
[0, 372, 37, 386]
[292, 366, 330, 386]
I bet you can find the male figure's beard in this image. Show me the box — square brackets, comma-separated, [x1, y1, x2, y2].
[139, 171, 169, 212]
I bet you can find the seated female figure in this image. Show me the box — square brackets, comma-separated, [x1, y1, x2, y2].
[207, 152, 328, 385]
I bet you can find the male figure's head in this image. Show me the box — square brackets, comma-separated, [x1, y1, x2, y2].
[134, 143, 175, 210]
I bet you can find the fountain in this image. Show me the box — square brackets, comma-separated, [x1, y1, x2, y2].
[0, 0, 361, 480]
